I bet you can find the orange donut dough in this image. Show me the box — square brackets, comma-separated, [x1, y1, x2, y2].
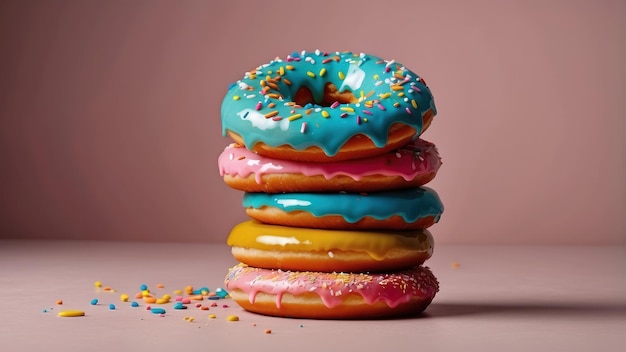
[218, 138, 442, 193]
[227, 220, 434, 272]
[225, 264, 439, 319]
[226, 124, 418, 162]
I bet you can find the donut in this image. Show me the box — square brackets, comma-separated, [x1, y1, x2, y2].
[242, 187, 443, 230]
[227, 220, 434, 272]
[218, 138, 441, 193]
[221, 50, 437, 162]
[225, 263, 439, 319]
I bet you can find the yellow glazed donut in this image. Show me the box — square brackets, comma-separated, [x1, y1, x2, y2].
[225, 263, 439, 319]
[227, 220, 434, 272]
[218, 138, 441, 193]
[221, 51, 437, 162]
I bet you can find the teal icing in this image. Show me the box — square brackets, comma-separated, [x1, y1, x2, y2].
[242, 187, 443, 224]
[221, 50, 437, 156]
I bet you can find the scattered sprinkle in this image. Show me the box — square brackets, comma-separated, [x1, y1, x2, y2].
[226, 315, 239, 321]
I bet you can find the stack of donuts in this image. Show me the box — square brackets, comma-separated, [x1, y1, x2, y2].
[218, 51, 444, 319]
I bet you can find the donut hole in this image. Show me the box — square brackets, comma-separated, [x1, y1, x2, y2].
[294, 83, 358, 107]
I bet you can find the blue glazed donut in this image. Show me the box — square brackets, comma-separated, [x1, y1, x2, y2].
[221, 50, 437, 162]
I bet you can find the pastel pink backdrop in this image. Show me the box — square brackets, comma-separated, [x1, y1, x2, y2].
[0, 0, 624, 244]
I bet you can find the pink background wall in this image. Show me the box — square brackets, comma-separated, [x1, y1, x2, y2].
[1, 0, 624, 244]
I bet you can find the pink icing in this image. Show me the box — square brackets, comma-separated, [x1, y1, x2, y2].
[225, 264, 439, 309]
[218, 138, 441, 184]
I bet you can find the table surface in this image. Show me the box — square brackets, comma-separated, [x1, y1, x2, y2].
[1, 240, 624, 352]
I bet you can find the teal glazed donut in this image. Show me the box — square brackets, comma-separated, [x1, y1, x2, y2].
[242, 187, 444, 230]
[221, 50, 437, 161]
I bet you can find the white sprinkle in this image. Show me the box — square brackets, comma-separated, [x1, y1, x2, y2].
[328, 251, 334, 258]
[246, 94, 256, 99]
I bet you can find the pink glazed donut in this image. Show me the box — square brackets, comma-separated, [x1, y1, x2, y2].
[224, 263, 439, 319]
[218, 138, 441, 193]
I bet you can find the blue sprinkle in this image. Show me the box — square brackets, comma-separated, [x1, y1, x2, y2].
[139, 284, 148, 291]
[215, 288, 229, 298]
[304, 103, 313, 109]
[173, 302, 187, 310]
[90, 298, 98, 305]
[243, 111, 249, 119]
[151, 308, 166, 315]
[208, 296, 220, 300]
[131, 301, 139, 307]
[109, 304, 116, 310]
[42, 309, 47, 313]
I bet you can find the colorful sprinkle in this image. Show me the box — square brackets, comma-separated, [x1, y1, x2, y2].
[226, 315, 239, 321]
[58, 310, 85, 317]
[151, 308, 166, 315]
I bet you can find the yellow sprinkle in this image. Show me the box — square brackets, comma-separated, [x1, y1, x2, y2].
[379, 92, 391, 99]
[264, 110, 279, 118]
[338, 71, 345, 80]
[120, 294, 129, 302]
[58, 310, 85, 317]
[393, 102, 401, 107]
[391, 85, 404, 91]
[226, 315, 239, 321]
[173, 289, 182, 295]
[266, 93, 281, 99]
[319, 68, 326, 77]
[411, 99, 418, 108]
[208, 314, 216, 319]
[306, 71, 315, 78]
[286, 65, 294, 70]
[321, 110, 330, 118]
[287, 114, 302, 121]
[141, 290, 151, 297]
[155, 298, 169, 304]
[232, 95, 240, 100]
[279, 67, 285, 75]
[94, 281, 102, 288]
[398, 92, 405, 97]
[373, 74, 379, 80]
[259, 80, 266, 87]
[340, 107, 354, 113]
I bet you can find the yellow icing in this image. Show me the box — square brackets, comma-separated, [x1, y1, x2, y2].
[227, 221, 433, 260]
